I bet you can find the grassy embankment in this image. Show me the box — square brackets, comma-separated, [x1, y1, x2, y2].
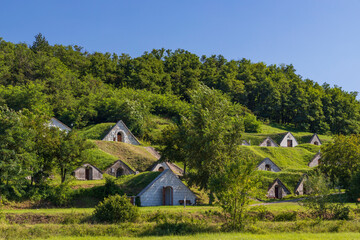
[1, 203, 360, 239]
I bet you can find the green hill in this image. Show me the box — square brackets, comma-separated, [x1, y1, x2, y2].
[92, 140, 158, 171]
[242, 123, 333, 146]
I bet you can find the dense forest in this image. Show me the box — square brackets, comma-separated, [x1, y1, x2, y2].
[0, 34, 359, 135]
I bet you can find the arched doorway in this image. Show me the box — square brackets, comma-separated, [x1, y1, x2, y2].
[85, 167, 92, 180]
[162, 186, 173, 205]
[116, 168, 124, 177]
[314, 141, 319, 146]
[158, 167, 164, 172]
[117, 132, 122, 142]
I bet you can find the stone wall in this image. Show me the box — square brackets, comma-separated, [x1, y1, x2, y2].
[102, 121, 140, 145]
[138, 170, 196, 206]
[279, 132, 298, 147]
[74, 164, 103, 180]
[257, 158, 281, 172]
[267, 180, 290, 198]
[309, 153, 321, 167]
[104, 160, 135, 177]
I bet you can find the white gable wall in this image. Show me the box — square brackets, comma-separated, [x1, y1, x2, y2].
[102, 121, 140, 145]
[309, 153, 321, 167]
[257, 158, 281, 172]
[279, 133, 298, 147]
[151, 162, 170, 172]
[49, 118, 71, 132]
[138, 170, 196, 206]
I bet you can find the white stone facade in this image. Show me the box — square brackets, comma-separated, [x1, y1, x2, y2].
[259, 137, 278, 147]
[102, 120, 141, 145]
[137, 170, 196, 206]
[267, 178, 291, 199]
[104, 160, 135, 177]
[308, 152, 321, 167]
[294, 177, 307, 195]
[279, 132, 298, 147]
[49, 117, 71, 132]
[257, 158, 281, 172]
[73, 163, 103, 180]
[309, 134, 322, 146]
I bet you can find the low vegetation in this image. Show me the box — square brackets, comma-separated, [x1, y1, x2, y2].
[93, 194, 139, 223]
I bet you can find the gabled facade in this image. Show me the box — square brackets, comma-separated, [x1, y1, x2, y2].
[73, 163, 103, 180]
[279, 132, 298, 147]
[102, 120, 141, 145]
[267, 178, 291, 199]
[104, 160, 135, 177]
[257, 158, 281, 172]
[309, 133, 322, 146]
[49, 117, 71, 132]
[137, 169, 196, 206]
[151, 162, 184, 176]
[259, 137, 279, 147]
[294, 175, 308, 195]
[308, 151, 321, 167]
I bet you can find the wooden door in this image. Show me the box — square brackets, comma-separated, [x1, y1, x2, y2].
[275, 185, 279, 198]
[85, 167, 92, 180]
[117, 132, 122, 142]
[162, 186, 173, 205]
[287, 140, 293, 147]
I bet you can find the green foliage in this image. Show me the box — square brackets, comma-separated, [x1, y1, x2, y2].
[162, 85, 245, 194]
[102, 175, 123, 197]
[47, 182, 73, 207]
[210, 155, 259, 230]
[347, 171, 360, 202]
[77, 122, 115, 140]
[93, 194, 139, 223]
[300, 172, 350, 220]
[2, 35, 358, 135]
[320, 134, 360, 188]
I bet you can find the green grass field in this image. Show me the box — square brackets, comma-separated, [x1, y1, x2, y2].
[34, 233, 360, 240]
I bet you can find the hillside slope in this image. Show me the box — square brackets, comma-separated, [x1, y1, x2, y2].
[93, 140, 158, 171]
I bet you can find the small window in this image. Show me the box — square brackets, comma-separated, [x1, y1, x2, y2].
[265, 164, 271, 171]
[158, 167, 164, 172]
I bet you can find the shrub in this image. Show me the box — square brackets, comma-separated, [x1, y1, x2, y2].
[347, 171, 360, 202]
[274, 211, 297, 221]
[103, 175, 123, 197]
[47, 182, 73, 207]
[93, 194, 139, 223]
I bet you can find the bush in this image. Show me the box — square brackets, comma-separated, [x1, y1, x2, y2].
[47, 182, 73, 207]
[274, 211, 297, 221]
[347, 171, 360, 202]
[103, 175, 123, 197]
[93, 194, 139, 223]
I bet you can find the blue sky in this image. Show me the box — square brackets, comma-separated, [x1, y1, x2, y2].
[1, 0, 360, 95]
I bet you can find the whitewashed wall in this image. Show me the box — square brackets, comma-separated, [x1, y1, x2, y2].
[102, 121, 140, 145]
[257, 158, 281, 172]
[279, 132, 298, 147]
[138, 170, 196, 206]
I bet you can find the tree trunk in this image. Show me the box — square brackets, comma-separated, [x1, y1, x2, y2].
[61, 168, 66, 183]
[209, 190, 214, 205]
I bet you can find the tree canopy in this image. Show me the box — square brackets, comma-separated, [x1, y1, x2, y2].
[0, 35, 359, 136]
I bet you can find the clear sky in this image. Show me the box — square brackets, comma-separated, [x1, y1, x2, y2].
[1, 0, 360, 95]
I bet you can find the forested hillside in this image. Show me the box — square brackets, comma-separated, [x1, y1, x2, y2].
[0, 34, 359, 136]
